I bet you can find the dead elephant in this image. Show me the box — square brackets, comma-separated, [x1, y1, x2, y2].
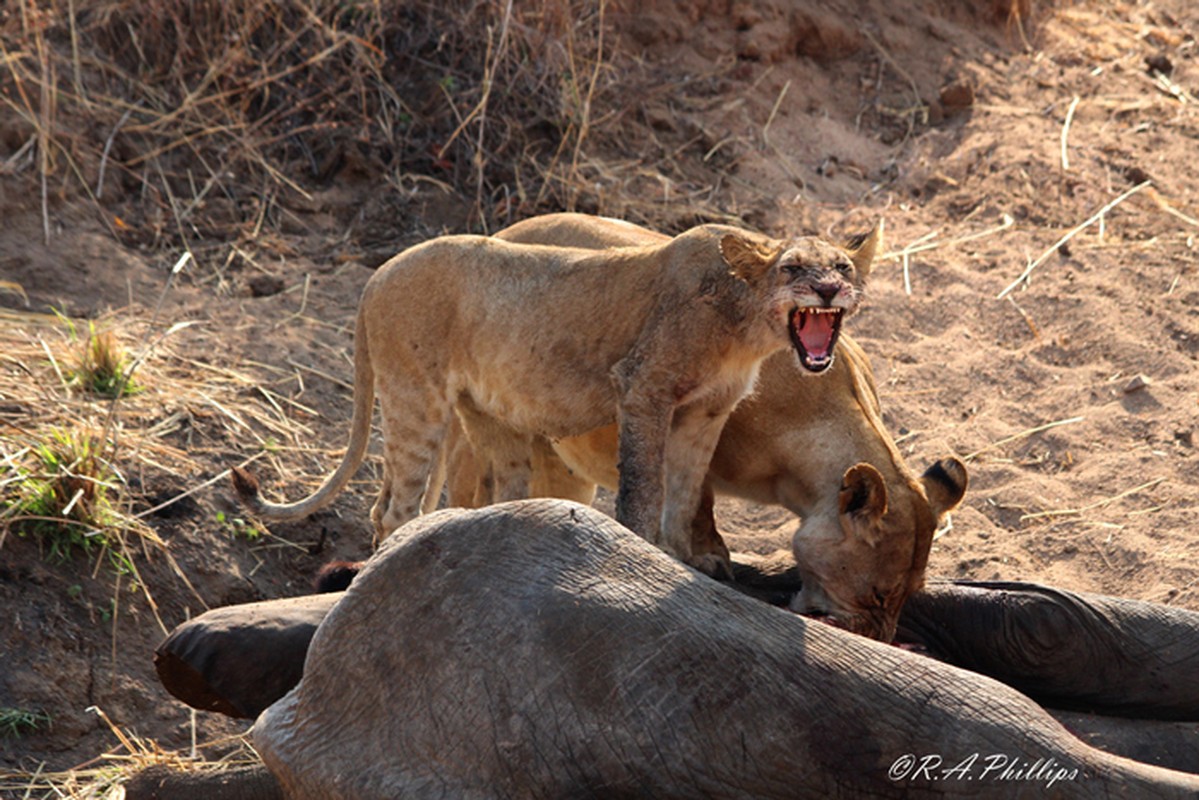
[132, 499, 1199, 798]
[150, 562, 1199, 778]
[729, 555, 1199, 721]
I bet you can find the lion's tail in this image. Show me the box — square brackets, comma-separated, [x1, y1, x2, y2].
[231, 312, 374, 523]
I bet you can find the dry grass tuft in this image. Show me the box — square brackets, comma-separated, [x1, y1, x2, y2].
[71, 323, 139, 399]
[0, 705, 263, 799]
[1, 424, 121, 562]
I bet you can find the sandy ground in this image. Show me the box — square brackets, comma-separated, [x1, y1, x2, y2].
[2, 0, 1199, 776]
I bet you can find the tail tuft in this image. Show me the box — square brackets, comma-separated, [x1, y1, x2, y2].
[230, 466, 262, 509]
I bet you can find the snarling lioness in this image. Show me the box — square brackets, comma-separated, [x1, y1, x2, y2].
[233, 220, 877, 569]
[447, 214, 967, 640]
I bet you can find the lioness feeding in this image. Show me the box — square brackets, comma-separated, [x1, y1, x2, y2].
[233, 220, 877, 570]
[444, 213, 967, 640]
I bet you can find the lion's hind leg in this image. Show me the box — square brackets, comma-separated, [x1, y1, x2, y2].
[454, 399, 534, 505]
[529, 436, 596, 505]
[371, 386, 453, 547]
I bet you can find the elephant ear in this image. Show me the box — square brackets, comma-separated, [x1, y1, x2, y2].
[843, 222, 882, 282]
[921, 457, 968, 518]
[720, 234, 781, 282]
[839, 463, 888, 547]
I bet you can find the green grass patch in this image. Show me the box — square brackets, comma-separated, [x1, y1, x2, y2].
[0, 707, 51, 739]
[2, 428, 121, 563]
[216, 510, 263, 542]
[69, 323, 141, 399]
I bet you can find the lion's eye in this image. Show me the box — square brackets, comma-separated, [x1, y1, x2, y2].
[837, 261, 853, 275]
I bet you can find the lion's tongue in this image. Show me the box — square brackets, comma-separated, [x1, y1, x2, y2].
[795, 311, 836, 362]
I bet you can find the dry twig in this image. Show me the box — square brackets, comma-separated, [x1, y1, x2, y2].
[997, 181, 1151, 299]
[964, 416, 1085, 462]
[1021, 477, 1166, 522]
[1060, 95, 1080, 171]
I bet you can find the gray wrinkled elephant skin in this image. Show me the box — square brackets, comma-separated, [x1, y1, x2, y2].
[250, 499, 1199, 799]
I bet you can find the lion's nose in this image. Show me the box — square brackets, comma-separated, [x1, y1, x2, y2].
[812, 282, 841, 304]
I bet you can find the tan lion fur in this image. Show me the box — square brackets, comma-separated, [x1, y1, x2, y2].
[233, 218, 875, 568]
[446, 214, 965, 640]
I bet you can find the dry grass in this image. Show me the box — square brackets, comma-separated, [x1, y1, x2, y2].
[0, 6, 724, 781]
[0, 302, 329, 790]
[0, 8, 737, 786]
[0, 705, 260, 799]
[0, 305, 319, 622]
[1, 0, 728, 273]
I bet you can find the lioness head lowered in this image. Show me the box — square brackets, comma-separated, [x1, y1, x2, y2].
[789, 458, 968, 642]
[718, 226, 877, 373]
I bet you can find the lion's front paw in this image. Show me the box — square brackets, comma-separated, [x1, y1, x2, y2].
[687, 552, 735, 582]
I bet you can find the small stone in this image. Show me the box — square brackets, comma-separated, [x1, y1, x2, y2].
[1125, 165, 1152, 185]
[939, 80, 975, 111]
[1145, 53, 1174, 76]
[249, 275, 286, 298]
[1122, 374, 1151, 393]
[1175, 429, 1193, 448]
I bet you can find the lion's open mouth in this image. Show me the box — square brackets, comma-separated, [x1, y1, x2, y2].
[789, 307, 843, 373]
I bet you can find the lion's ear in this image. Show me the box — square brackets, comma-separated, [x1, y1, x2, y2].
[843, 221, 882, 281]
[839, 463, 888, 548]
[920, 456, 968, 518]
[720, 234, 779, 282]
[839, 463, 888, 520]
